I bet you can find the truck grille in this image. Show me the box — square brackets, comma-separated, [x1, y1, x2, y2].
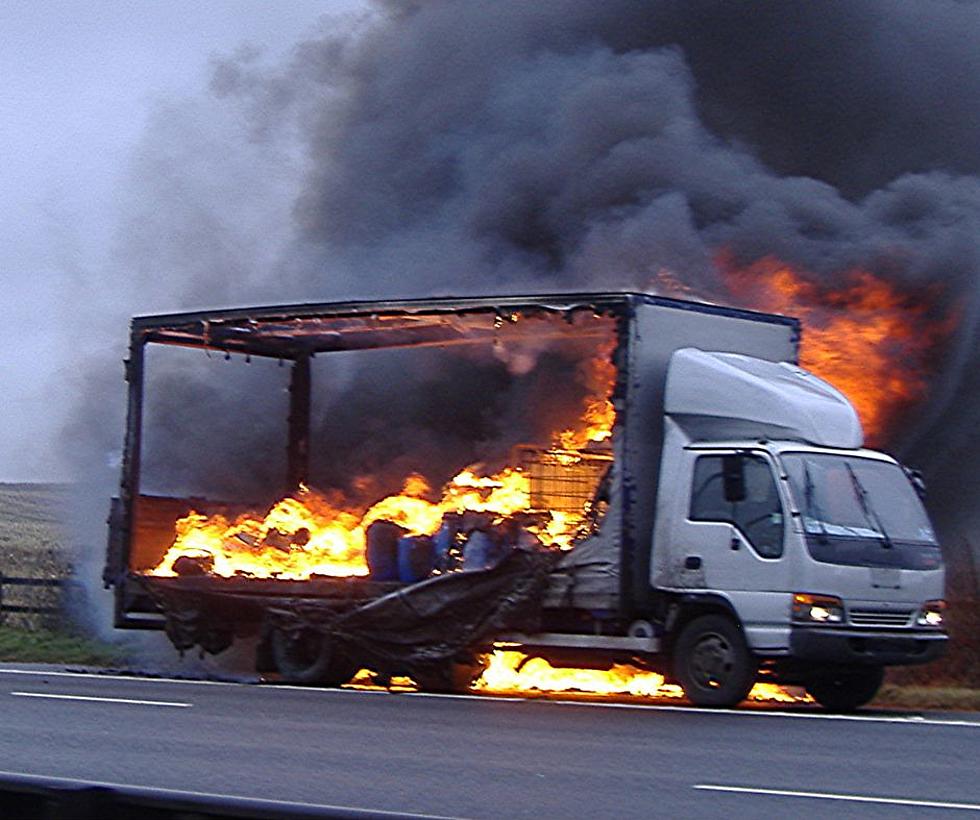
[849, 608, 913, 627]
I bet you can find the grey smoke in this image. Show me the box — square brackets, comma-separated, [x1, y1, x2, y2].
[68, 0, 980, 627]
[130, 330, 597, 506]
[217, 1, 980, 557]
[305, 340, 595, 499]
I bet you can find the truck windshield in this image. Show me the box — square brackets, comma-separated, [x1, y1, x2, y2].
[781, 453, 942, 570]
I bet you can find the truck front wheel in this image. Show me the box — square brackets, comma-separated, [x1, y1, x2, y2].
[805, 666, 884, 712]
[674, 614, 757, 707]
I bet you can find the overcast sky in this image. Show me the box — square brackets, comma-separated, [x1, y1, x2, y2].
[0, 1, 364, 481]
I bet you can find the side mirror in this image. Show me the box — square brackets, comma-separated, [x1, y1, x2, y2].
[722, 454, 746, 503]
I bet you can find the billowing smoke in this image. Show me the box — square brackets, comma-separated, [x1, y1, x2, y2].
[67, 0, 980, 624]
[131, 332, 595, 507]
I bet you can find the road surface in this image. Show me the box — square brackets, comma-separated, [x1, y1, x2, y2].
[0, 665, 977, 818]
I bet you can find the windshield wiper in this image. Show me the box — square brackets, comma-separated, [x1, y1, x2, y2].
[844, 462, 894, 550]
[802, 461, 830, 543]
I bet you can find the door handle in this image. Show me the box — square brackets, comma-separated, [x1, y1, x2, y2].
[684, 556, 702, 570]
[730, 533, 740, 550]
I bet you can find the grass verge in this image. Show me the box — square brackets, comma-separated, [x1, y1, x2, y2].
[0, 626, 122, 666]
[873, 684, 980, 712]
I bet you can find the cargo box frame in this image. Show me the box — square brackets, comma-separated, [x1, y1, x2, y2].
[105, 292, 799, 629]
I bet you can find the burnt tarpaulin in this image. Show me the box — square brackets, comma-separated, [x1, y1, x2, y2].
[145, 548, 557, 675]
[273, 548, 557, 677]
[142, 582, 264, 656]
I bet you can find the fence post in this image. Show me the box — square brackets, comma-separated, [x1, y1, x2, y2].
[0, 573, 4, 627]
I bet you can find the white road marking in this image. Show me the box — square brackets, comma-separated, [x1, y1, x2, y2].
[548, 698, 980, 728]
[1, 667, 977, 728]
[10, 691, 191, 708]
[0, 770, 459, 819]
[695, 784, 980, 811]
[0, 668, 243, 687]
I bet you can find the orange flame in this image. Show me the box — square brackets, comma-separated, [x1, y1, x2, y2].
[473, 650, 683, 697]
[471, 650, 809, 703]
[151, 467, 552, 580]
[558, 336, 617, 450]
[149, 347, 617, 581]
[718, 254, 954, 443]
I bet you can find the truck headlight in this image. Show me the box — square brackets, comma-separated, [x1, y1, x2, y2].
[792, 593, 844, 624]
[916, 600, 946, 628]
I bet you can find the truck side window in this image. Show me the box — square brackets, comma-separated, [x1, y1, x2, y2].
[690, 454, 784, 558]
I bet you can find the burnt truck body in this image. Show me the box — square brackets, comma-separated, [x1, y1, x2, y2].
[105, 292, 948, 708]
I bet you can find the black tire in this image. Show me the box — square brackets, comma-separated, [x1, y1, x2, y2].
[805, 666, 884, 712]
[412, 661, 478, 694]
[674, 614, 758, 707]
[270, 627, 356, 686]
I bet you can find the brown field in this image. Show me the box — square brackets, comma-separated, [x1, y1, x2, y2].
[0, 482, 72, 576]
[0, 483, 72, 628]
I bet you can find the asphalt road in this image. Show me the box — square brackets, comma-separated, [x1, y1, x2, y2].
[0, 665, 977, 818]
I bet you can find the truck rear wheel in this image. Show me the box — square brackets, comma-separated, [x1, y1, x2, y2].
[674, 614, 757, 707]
[805, 666, 884, 712]
[270, 627, 356, 686]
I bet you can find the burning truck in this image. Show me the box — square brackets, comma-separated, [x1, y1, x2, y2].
[104, 292, 947, 709]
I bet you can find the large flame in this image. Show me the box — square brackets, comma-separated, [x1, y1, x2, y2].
[152, 468, 558, 580]
[473, 650, 683, 698]
[470, 649, 809, 704]
[558, 336, 617, 450]
[160, 494, 368, 579]
[718, 254, 954, 443]
[149, 349, 617, 581]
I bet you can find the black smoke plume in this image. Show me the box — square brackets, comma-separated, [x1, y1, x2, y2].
[69, 0, 980, 617]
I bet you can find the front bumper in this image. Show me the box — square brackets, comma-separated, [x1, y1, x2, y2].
[790, 626, 947, 666]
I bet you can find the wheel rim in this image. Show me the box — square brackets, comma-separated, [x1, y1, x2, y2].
[689, 632, 735, 689]
[288, 637, 319, 670]
[278, 629, 326, 672]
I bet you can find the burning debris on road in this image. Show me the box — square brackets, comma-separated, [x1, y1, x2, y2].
[469, 649, 810, 705]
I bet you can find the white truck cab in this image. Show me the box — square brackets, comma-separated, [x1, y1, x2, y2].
[651, 349, 947, 708]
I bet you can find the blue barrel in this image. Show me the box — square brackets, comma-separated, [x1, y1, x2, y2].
[432, 514, 462, 572]
[398, 535, 436, 583]
[462, 530, 503, 572]
[366, 521, 404, 581]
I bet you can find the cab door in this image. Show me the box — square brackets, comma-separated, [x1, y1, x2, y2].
[675, 451, 793, 650]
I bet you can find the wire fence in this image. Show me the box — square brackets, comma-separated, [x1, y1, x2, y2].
[0, 574, 79, 629]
